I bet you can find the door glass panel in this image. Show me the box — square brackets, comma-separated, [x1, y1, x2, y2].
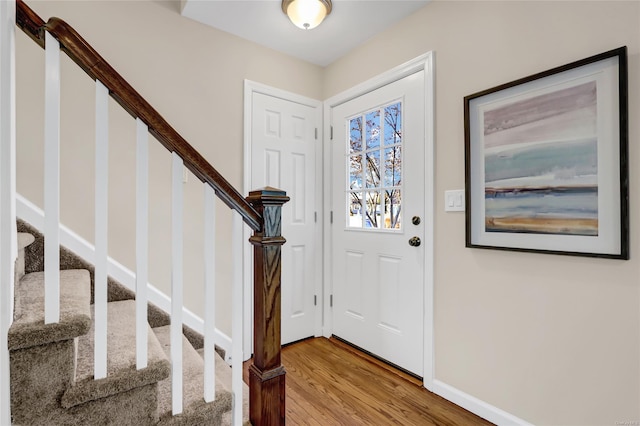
[349, 192, 363, 227]
[384, 102, 402, 146]
[349, 116, 363, 153]
[365, 150, 380, 188]
[346, 101, 403, 231]
[365, 191, 382, 229]
[349, 154, 362, 189]
[383, 146, 401, 187]
[365, 110, 380, 149]
[385, 190, 402, 229]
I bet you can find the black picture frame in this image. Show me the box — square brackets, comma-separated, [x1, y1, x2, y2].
[464, 47, 628, 259]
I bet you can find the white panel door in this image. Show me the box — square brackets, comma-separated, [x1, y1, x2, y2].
[331, 71, 425, 376]
[252, 92, 319, 345]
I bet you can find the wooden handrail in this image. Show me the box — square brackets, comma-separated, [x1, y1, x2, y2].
[16, 0, 262, 231]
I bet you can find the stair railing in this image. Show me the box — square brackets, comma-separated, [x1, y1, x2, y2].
[14, 1, 288, 424]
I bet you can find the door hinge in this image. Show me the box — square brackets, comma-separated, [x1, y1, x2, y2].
[314, 212, 317, 223]
[315, 128, 318, 140]
[330, 211, 333, 224]
[330, 126, 333, 140]
[314, 295, 317, 306]
[330, 294, 333, 307]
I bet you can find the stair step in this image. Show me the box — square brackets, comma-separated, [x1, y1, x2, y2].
[196, 348, 250, 426]
[153, 325, 233, 424]
[16, 233, 35, 288]
[8, 269, 92, 351]
[17, 232, 35, 250]
[61, 300, 171, 409]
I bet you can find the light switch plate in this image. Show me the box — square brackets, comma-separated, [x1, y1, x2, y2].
[444, 190, 465, 212]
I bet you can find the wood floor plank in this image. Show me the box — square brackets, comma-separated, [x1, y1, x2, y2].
[244, 337, 493, 425]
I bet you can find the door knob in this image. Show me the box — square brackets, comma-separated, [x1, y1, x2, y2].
[409, 236, 421, 247]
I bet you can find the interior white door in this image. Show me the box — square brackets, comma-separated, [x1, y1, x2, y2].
[251, 92, 319, 345]
[331, 71, 425, 376]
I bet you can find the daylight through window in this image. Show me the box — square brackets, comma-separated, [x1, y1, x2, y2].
[347, 101, 403, 230]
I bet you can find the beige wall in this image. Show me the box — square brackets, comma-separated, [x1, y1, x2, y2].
[15, 0, 323, 336]
[15, 0, 640, 424]
[325, 1, 640, 424]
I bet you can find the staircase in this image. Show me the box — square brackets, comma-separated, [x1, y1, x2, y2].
[9, 223, 248, 425]
[1, 0, 289, 424]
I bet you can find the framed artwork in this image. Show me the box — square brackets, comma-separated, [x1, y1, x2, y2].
[464, 47, 628, 259]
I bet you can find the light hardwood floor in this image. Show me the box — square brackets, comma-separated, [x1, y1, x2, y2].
[244, 337, 493, 425]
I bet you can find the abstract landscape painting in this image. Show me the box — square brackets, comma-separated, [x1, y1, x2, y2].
[483, 81, 598, 236]
[465, 47, 628, 258]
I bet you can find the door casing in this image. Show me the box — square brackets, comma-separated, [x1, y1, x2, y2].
[323, 53, 435, 389]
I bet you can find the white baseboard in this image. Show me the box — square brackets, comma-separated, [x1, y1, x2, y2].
[431, 379, 533, 426]
[16, 193, 233, 361]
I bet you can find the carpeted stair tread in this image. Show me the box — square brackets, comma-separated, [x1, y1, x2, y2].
[18, 232, 35, 250]
[154, 325, 233, 425]
[8, 269, 91, 350]
[16, 233, 36, 284]
[196, 348, 250, 426]
[61, 299, 170, 409]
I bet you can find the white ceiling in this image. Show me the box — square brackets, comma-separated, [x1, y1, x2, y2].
[181, 0, 430, 67]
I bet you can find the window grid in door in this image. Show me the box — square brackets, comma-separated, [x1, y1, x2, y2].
[346, 101, 403, 230]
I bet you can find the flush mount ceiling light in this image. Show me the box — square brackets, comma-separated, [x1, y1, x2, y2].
[282, 0, 332, 30]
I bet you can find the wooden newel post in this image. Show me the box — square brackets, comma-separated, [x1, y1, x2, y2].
[247, 187, 289, 426]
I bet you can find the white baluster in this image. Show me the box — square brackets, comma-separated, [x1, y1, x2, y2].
[171, 152, 183, 415]
[204, 184, 216, 402]
[94, 80, 109, 380]
[136, 119, 149, 370]
[231, 212, 243, 425]
[44, 31, 60, 325]
[0, 1, 16, 423]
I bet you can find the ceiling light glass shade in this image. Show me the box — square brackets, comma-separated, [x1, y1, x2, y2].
[282, 0, 332, 30]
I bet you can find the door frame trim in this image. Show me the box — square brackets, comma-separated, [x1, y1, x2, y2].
[243, 80, 324, 359]
[322, 52, 435, 389]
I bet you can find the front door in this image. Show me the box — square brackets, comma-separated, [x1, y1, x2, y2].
[251, 90, 321, 345]
[330, 71, 425, 376]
